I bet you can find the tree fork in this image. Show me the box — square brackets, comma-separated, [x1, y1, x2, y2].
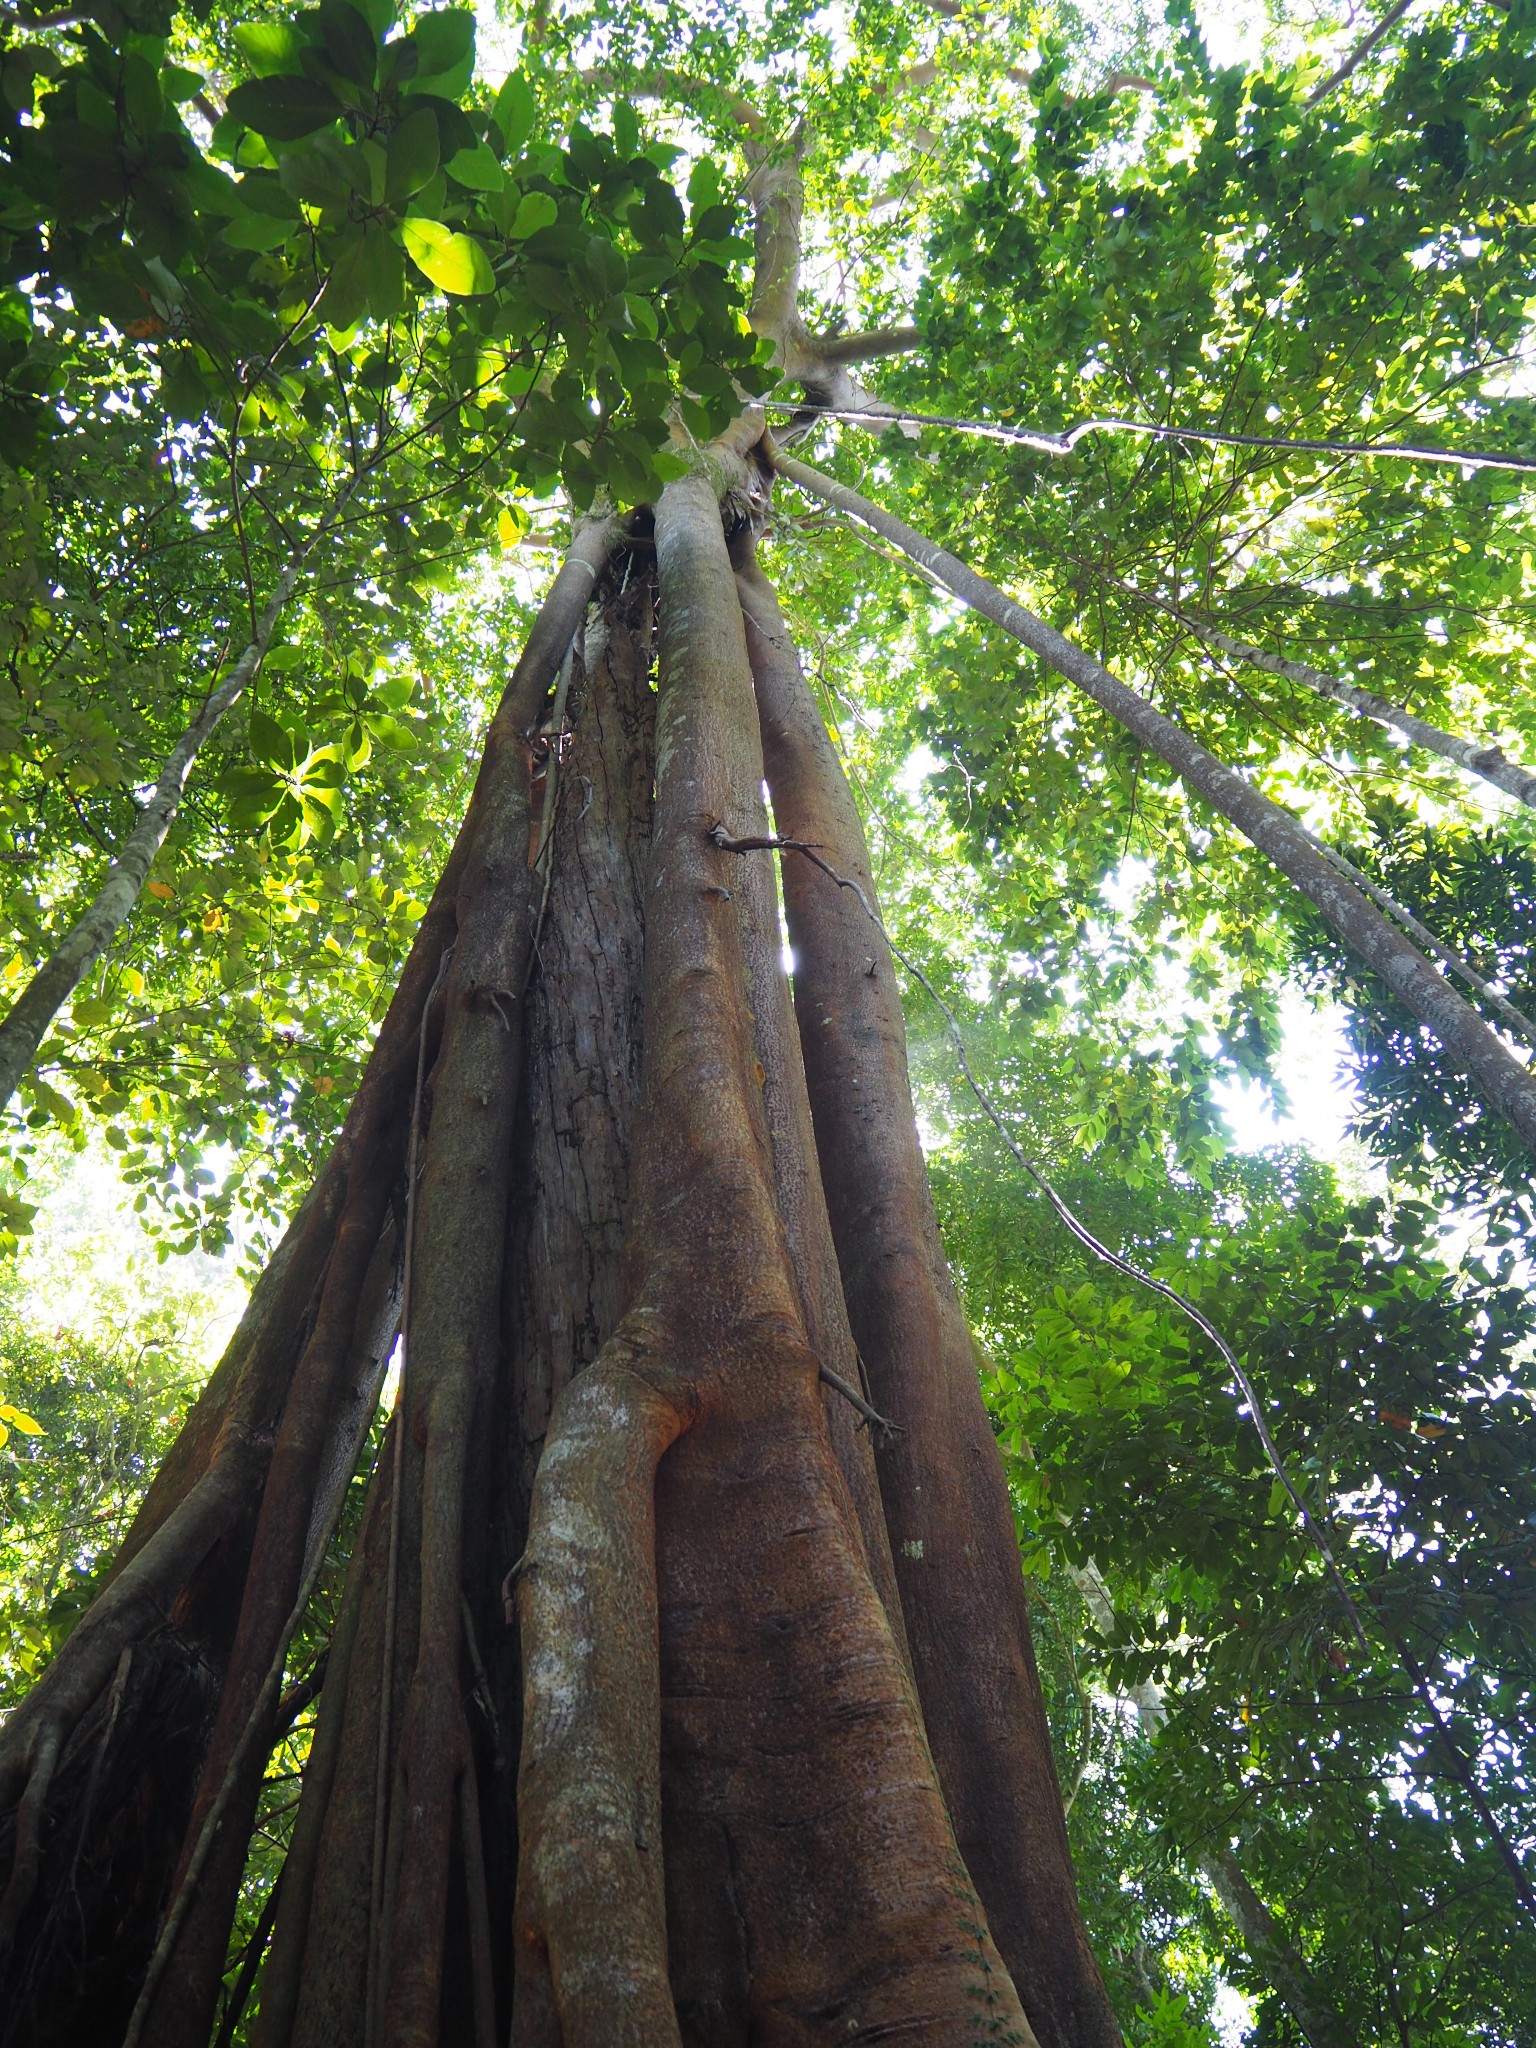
[737, 548, 1122, 2048]
[777, 453, 1536, 1154]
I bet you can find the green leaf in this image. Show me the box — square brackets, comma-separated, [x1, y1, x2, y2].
[222, 212, 297, 252]
[385, 106, 440, 203]
[446, 142, 503, 192]
[233, 22, 306, 76]
[321, 228, 372, 330]
[508, 191, 558, 240]
[318, 0, 379, 87]
[248, 709, 300, 769]
[365, 714, 417, 750]
[407, 9, 475, 95]
[227, 76, 345, 144]
[401, 217, 494, 295]
[490, 71, 535, 159]
[364, 224, 406, 318]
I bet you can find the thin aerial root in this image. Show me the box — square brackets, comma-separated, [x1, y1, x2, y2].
[818, 1364, 904, 1441]
[458, 1761, 496, 2048]
[0, 1717, 62, 1952]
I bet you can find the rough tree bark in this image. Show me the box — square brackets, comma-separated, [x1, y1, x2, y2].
[738, 551, 1121, 2048]
[0, 518, 618, 2048]
[0, 441, 1120, 2048]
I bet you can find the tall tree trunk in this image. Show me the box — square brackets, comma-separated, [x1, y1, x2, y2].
[515, 463, 1033, 2043]
[1166, 604, 1536, 812]
[3, 446, 1113, 2046]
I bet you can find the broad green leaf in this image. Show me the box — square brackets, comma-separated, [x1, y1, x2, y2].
[401, 217, 493, 295]
[490, 71, 535, 158]
[363, 224, 406, 318]
[508, 191, 558, 240]
[233, 22, 306, 75]
[227, 76, 344, 144]
[318, 0, 378, 86]
[445, 142, 503, 192]
[222, 212, 296, 253]
[407, 9, 475, 95]
[385, 106, 439, 203]
[248, 709, 300, 769]
[321, 229, 372, 330]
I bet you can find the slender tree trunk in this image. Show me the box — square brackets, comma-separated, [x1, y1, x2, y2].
[777, 453, 1536, 1154]
[1072, 1565, 1350, 2048]
[0, 524, 320, 1114]
[1196, 1848, 1351, 2048]
[1170, 606, 1536, 811]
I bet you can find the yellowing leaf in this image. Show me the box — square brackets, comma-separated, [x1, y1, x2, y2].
[147, 879, 176, 901]
[202, 906, 225, 932]
[315, 1075, 335, 1096]
[0, 1403, 43, 1435]
[401, 219, 494, 296]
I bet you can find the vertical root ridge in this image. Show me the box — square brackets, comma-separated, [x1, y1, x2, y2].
[514, 1351, 689, 2048]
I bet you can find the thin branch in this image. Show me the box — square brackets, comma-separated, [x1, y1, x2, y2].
[761, 398, 1536, 476]
[817, 1364, 904, 1441]
[1303, 831, 1536, 1048]
[816, 325, 924, 365]
[1306, 0, 1416, 107]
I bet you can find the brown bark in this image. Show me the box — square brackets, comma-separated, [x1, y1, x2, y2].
[739, 551, 1121, 2048]
[5, 472, 1122, 2046]
[723, 576, 910, 1654]
[505, 574, 657, 1531]
[134, 516, 620, 2048]
[253, 1429, 386, 2048]
[264, 551, 660, 2048]
[515, 460, 1035, 2045]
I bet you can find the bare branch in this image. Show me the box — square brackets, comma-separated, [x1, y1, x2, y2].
[817, 325, 924, 365]
[1306, 0, 1416, 107]
[1096, 70, 1156, 95]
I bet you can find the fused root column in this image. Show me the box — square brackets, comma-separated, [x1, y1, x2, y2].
[740, 550, 1119, 2048]
[514, 460, 1035, 2044]
[514, 1350, 690, 2048]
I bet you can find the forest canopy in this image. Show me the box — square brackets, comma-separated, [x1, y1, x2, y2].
[0, 0, 1534, 2042]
